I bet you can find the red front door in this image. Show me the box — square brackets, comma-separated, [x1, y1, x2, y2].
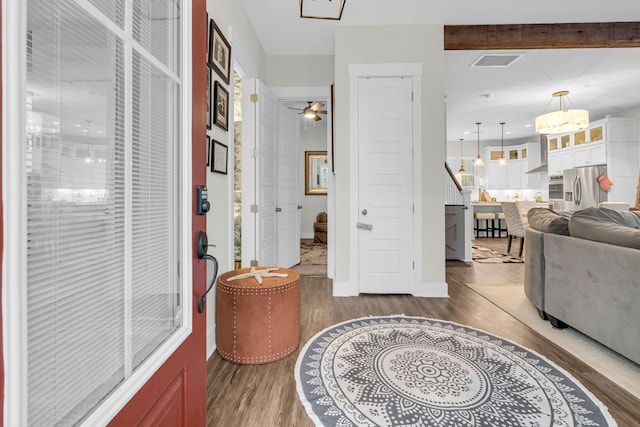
[0, 0, 209, 425]
[108, 0, 208, 425]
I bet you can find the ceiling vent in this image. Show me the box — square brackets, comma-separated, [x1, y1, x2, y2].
[471, 54, 522, 68]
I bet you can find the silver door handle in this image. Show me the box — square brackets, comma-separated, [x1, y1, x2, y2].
[361, 209, 368, 215]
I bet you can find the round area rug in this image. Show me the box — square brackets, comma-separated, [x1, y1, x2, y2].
[295, 316, 616, 426]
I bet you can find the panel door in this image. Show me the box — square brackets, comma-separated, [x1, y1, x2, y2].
[3, 1, 207, 425]
[276, 104, 301, 268]
[358, 77, 414, 294]
[445, 205, 465, 260]
[248, 79, 278, 266]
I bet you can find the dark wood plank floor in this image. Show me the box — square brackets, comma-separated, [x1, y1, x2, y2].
[206, 237, 640, 426]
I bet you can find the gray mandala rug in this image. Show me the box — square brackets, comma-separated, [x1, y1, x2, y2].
[295, 316, 616, 426]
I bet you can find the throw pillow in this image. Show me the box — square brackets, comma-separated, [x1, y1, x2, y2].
[527, 208, 570, 235]
[569, 207, 640, 249]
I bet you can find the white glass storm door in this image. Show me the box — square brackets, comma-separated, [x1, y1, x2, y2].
[5, 0, 190, 425]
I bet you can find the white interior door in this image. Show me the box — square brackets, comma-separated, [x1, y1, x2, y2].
[256, 81, 278, 266]
[358, 77, 414, 294]
[277, 104, 301, 267]
[241, 79, 278, 266]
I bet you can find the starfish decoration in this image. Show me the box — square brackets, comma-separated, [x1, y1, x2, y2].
[226, 267, 288, 285]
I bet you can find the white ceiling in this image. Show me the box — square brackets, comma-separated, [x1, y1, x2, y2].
[241, 0, 640, 142]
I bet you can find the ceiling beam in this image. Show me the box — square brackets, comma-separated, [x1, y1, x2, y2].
[444, 22, 640, 50]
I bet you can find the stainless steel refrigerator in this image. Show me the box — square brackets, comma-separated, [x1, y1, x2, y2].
[563, 165, 608, 211]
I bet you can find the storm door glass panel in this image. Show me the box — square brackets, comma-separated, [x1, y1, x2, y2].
[25, 0, 182, 425]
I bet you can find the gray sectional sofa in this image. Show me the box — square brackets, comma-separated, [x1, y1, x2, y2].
[524, 207, 640, 365]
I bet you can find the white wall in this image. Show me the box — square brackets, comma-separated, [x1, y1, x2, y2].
[333, 25, 446, 296]
[205, 0, 268, 357]
[300, 121, 328, 238]
[267, 55, 335, 87]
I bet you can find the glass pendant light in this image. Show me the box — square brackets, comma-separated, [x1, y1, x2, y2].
[458, 138, 466, 173]
[474, 122, 484, 167]
[535, 90, 589, 134]
[498, 122, 507, 166]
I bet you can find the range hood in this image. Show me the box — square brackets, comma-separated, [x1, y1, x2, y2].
[525, 135, 548, 174]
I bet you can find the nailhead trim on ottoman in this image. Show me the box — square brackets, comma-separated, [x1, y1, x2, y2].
[215, 267, 301, 364]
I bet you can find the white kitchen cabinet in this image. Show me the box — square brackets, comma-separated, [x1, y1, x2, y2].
[573, 143, 606, 167]
[545, 117, 639, 206]
[507, 159, 521, 188]
[483, 143, 540, 189]
[485, 160, 507, 189]
[548, 150, 573, 176]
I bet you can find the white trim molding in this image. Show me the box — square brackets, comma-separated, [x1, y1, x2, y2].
[413, 282, 450, 298]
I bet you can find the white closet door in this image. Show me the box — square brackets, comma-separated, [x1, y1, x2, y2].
[358, 77, 414, 294]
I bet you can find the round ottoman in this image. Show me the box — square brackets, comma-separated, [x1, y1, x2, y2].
[215, 267, 300, 364]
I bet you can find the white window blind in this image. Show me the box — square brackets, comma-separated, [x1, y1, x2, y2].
[25, 0, 182, 425]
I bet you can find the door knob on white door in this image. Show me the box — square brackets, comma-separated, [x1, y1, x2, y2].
[275, 207, 282, 212]
[361, 209, 368, 215]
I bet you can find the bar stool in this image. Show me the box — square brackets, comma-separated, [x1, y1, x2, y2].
[474, 212, 495, 238]
[494, 212, 507, 237]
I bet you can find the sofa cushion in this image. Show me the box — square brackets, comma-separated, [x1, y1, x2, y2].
[527, 208, 570, 235]
[569, 207, 640, 249]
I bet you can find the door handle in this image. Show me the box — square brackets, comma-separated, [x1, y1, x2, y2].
[297, 205, 303, 210]
[275, 207, 282, 212]
[361, 209, 368, 215]
[196, 231, 218, 314]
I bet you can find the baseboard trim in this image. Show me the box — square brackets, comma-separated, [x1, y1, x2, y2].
[301, 233, 314, 239]
[206, 325, 216, 359]
[333, 280, 358, 296]
[413, 281, 449, 298]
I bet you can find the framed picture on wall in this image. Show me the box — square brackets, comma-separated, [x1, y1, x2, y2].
[211, 140, 228, 174]
[213, 81, 229, 131]
[206, 67, 212, 129]
[305, 151, 329, 195]
[208, 19, 231, 84]
[206, 135, 211, 166]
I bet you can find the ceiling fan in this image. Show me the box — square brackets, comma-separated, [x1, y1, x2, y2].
[288, 101, 327, 121]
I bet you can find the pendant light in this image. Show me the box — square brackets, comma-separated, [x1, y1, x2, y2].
[458, 138, 466, 173]
[474, 122, 484, 167]
[535, 90, 589, 134]
[498, 122, 507, 166]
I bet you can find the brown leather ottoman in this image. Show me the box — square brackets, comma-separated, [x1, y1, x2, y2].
[215, 267, 300, 364]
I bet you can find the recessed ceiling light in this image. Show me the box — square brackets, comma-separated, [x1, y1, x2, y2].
[524, 124, 532, 128]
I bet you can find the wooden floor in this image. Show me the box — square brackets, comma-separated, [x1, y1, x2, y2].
[206, 237, 640, 426]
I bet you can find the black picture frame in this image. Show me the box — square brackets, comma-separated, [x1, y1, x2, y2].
[206, 66, 212, 129]
[213, 81, 229, 131]
[211, 140, 228, 174]
[208, 19, 231, 84]
[206, 135, 211, 166]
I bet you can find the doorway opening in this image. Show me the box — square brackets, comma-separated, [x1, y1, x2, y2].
[233, 71, 243, 269]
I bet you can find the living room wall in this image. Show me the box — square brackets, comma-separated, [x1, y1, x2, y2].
[333, 24, 446, 296]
